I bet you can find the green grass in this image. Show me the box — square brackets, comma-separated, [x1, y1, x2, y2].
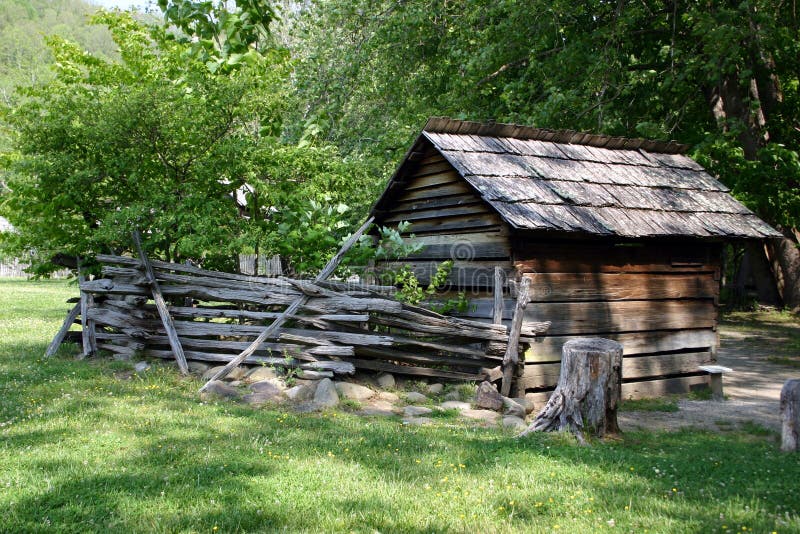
[1, 279, 800, 533]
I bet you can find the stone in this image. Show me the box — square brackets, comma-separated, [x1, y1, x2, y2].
[229, 380, 242, 387]
[335, 382, 376, 401]
[242, 389, 284, 407]
[313, 378, 339, 408]
[246, 367, 279, 383]
[250, 380, 283, 396]
[513, 397, 536, 414]
[203, 365, 225, 380]
[351, 371, 379, 388]
[405, 391, 428, 403]
[502, 397, 527, 418]
[444, 390, 461, 402]
[378, 391, 400, 403]
[285, 384, 313, 402]
[202, 365, 247, 382]
[187, 361, 210, 375]
[461, 409, 501, 424]
[439, 401, 471, 411]
[359, 400, 397, 417]
[475, 381, 503, 411]
[427, 383, 444, 395]
[298, 370, 333, 380]
[376, 372, 396, 389]
[228, 367, 248, 381]
[133, 361, 150, 373]
[404, 406, 433, 417]
[403, 417, 433, 426]
[502, 416, 527, 430]
[200, 381, 240, 401]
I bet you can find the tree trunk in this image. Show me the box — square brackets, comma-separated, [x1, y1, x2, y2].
[781, 379, 800, 452]
[518, 337, 623, 444]
[745, 241, 781, 305]
[766, 228, 800, 311]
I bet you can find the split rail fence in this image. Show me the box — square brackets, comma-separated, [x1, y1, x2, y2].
[48, 255, 542, 391]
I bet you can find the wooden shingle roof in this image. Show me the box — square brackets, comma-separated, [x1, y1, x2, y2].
[372, 117, 780, 239]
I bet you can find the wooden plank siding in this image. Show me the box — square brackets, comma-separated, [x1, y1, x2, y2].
[516, 238, 720, 397]
[375, 152, 512, 290]
[525, 374, 710, 405]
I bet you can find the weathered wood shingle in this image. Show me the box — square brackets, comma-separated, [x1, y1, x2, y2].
[382, 118, 781, 239]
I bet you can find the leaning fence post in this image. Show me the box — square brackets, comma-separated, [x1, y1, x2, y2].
[500, 276, 530, 397]
[45, 303, 81, 357]
[132, 230, 189, 375]
[77, 258, 97, 359]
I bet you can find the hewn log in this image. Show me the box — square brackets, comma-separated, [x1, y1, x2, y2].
[87, 307, 393, 347]
[781, 379, 800, 452]
[525, 329, 717, 363]
[45, 303, 81, 357]
[132, 231, 189, 375]
[95, 331, 355, 358]
[522, 272, 719, 302]
[501, 277, 531, 396]
[520, 351, 714, 390]
[97, 254, 286, 285]
[199, 217, 374, 391]
[519, 338, 623, 444]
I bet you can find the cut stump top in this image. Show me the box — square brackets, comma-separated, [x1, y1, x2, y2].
[563, 337, 624, 354]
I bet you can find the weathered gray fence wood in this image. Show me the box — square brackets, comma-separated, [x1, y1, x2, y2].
[199, 217, 375, 392]
[76, 218, 518, 385]
[45, 303, 81, 357]
[132, 231, 189, 375]
[501, 277, 531, 396]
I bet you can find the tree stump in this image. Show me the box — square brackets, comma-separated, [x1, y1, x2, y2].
[519, 337, 623, 444]
[781, 379, 800, 452]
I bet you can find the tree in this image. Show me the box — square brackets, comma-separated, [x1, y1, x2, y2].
[288, 0, 800, 307]
[157, 0, 278, 72]
[1, 11, 380, 276]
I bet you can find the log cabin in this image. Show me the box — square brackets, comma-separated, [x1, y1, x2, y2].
[370, 117, 781, 399]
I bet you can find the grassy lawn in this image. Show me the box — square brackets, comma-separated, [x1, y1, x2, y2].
[1, 279, 799, 533]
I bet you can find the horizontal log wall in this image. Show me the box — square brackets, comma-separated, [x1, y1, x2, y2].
[515, 240, 721, 399]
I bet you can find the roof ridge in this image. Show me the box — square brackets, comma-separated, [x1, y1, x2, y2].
[423, 117, 689, 155]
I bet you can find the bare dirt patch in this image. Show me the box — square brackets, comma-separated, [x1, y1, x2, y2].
[619, 310, 800, 434]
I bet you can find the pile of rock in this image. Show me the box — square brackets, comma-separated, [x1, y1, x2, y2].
[141, 361, 536, 428]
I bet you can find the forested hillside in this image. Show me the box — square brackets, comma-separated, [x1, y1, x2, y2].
[0, 0, 118, 106]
